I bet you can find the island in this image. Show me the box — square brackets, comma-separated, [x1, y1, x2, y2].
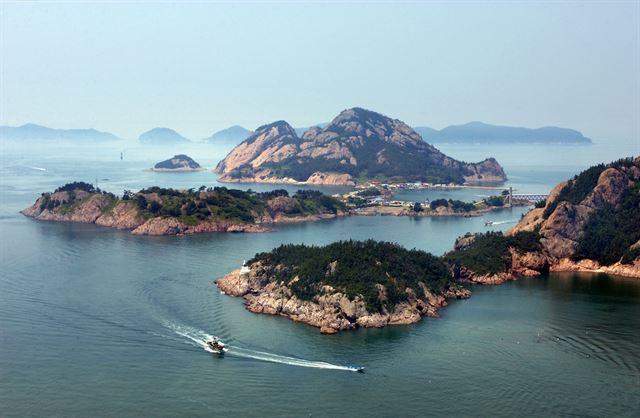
[414, 121, 592, 144]
[204, 125, 252, 145]
[0, 123, 118, 141]
[216, 240, 471, 334]
[138, 127, 190, 145]
[447, 156, 640, 282]
[214, 107, 507, 186]
[22, 182, 346, 235]
[150, 154, 205, 172]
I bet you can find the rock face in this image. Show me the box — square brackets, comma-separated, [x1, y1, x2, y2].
[509, 158, 640, 263]
[152, 154, 204, 171]
[216, 264, 470, 334]
[215, 108, 507, 186]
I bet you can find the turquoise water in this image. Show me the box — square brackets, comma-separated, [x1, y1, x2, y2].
[1, 140, 639, 417]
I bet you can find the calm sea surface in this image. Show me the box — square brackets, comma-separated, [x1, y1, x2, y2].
[1, 140, 639, 417]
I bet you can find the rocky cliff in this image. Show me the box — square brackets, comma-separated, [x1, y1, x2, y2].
[449, 157, 640, 282]
[215, 108, 507, 186]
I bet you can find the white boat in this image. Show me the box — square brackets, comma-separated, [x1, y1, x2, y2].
[207, 337, 227, 354]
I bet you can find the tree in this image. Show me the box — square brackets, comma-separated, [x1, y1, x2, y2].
[413, 202, 423, 212]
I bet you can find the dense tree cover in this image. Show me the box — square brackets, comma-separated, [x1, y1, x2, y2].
[445, 231, 542, 275]
[54, 182, 97, 193]
[249, 240, 454, 312]
[574, 183, 640, 265]
[483, 195, 504, 207]
[430, 198, 476, 212]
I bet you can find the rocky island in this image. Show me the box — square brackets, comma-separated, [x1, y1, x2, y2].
[22, 182, 346, 235]
[447, 156, 640, 282]
[150, 154, 205, 172]
[217, 240, 470, 334]
[214, 107, 507, 186]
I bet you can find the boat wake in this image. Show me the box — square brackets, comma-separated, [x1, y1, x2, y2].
[165, 322, 363, 372]
[489, 219, 517, 225]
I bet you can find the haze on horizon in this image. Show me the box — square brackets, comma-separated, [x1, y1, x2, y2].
[1, 1, 638, 144]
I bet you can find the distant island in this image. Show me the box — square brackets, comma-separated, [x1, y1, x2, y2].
[150, 154, 204, 172]
[217, 157, 639, 333]
[215, 107, 507, 186]
[0, 123, 118, 141]
[139, 128, 190, 145]
[216, 240, 471, 334]
[414, 121, 591, 144]
[22, 182, 346, 235]
[204, 125, 252, 145]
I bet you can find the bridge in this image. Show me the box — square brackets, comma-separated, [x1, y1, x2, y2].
[511, 194, 548, 203]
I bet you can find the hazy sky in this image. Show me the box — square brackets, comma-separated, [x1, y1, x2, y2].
[1, 1, 638, 142]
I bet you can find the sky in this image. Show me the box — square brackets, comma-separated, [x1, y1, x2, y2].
[1, 1, 639, 143]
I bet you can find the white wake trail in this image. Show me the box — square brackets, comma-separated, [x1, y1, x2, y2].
[164, 322, 362, 372]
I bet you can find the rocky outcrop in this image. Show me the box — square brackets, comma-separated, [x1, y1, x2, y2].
[509, 157, 640, 263]
[216, 264, 471, 334]
[151, 154, 204, 172]
[215, 108, 507, 186]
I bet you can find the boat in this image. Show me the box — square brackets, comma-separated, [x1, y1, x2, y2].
[484, 221, 494, 226]
[207, 337, 227, 354]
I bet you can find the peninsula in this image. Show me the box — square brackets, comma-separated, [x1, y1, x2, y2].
[447, 156, 640, 282]
[22, 182, 346, 235]
[214, 107, 507, 186]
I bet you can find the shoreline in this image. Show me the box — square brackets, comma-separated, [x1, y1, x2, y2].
[215, 267, 471, 334]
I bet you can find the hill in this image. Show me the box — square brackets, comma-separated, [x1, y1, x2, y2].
[446, 156, 640, 282]
[204, 125, 252, 145]
[138, 128, 190, 145]
[151, 155, 204, 171]
[215, 108, 507, 186]
[22, 183, 346, 235]
[216, 240, 470, 334]
[415, 121, 591, 144]
[0, 123, 118, 141]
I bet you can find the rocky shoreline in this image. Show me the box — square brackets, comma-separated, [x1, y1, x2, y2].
[216, 265, 471, 334]
[21, 185, 348, 236]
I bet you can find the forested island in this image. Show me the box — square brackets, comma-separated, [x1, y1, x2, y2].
[22, 182, 346, 235]
[217, 156, 640, 333]
[217, 240, 470, 334]
[150, 154, 204, 172]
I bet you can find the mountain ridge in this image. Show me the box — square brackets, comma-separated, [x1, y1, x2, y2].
[215, 107, 507, 186]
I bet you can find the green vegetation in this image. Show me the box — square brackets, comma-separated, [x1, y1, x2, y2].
[483, 195, 504, 207]
[445, 231, 542, 275]
[534, 199, 546, 208]
[249, 240, 454, 312]
[430, 198, 476, 212]
[40, 182, 344, 225]
[574, 183, 640, 265]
